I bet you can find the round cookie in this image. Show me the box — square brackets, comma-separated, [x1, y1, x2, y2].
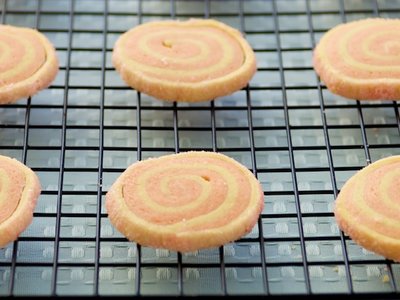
[106, 151, 264, 252]
[334, 155, 400, 262]
[0, 155, 41, 247]
[112, 19, 257, 102]
[313, 18, 400, 101]
[0, 25, 59, 104]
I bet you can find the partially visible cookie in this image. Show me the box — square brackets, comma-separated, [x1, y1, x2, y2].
[106, 151, 264, 252]
[112, 19, 257, 102]
[0, 155, 41, 247]
[334, 155, 400, 262]
[0, 25, 59, 104]
[313, 18, 400, 100]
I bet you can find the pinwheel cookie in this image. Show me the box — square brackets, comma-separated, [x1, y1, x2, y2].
[334, 155, 400, 262]
[112, 19, 257, 102]
[106, 151, 264, 252]
[0, 25, 58, 104]
[0, 155, 41, 247]
[313, 18, 400, 100]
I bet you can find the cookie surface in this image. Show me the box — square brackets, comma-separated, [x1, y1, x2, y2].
[0, 25, 58, 104]
[112, 19, 257, 102]
[0, 155, 41, 247]
[106, 151, 264, 252]
[334, 155, 400, 261]
[313, 18, 400, 100]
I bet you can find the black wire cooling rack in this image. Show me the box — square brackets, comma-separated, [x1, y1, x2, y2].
[0, 0, 399, 297]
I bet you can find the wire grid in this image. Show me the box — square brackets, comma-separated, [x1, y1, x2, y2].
[0, 0, 399, 297]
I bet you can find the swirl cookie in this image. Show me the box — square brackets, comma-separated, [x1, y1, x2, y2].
[0, 155, 41, 247]
[313, 18, 400, 100]
[112, 19, 257, 102]
[106, 151, 264, 252]
[0, 25, 58, 104]
[334, 155, 400, 261]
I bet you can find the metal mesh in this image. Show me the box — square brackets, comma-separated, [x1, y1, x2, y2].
[0, 0, 399, 297]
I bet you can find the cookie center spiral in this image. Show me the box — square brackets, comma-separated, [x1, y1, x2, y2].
[120, 155, 259, 231]
[384, 41, 400, 55]
[162, 39, 173, 48]
[121, 25, 244, 83]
